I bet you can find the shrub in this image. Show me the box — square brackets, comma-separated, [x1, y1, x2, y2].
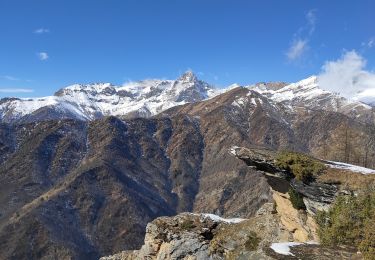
[359, 213, 375, 260]
[276, 152, 326, 183]
[180, 219, 196, 230]
[244, 231, 260, 251]
[288, 188, 306, 210]
[315, 189, 375, 260]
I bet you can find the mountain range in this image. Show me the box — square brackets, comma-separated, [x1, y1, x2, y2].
[0, 71, 222, 123]
[1, 71, 373, 124]
[0, 71, 374, 259]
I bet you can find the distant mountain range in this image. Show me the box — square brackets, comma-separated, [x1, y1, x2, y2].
[0, 71, 373, 124]
[0, 71, 222, 123]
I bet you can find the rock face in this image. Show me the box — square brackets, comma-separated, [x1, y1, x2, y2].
[230, 146, 290, 180]
[272, 191, 318, 242]
[290, 180, 337, 205]
[100, 203, 289, 260]
[290, 180, 338, 215]
[100, 201, 360, 260]
[104, 213, 219, 260]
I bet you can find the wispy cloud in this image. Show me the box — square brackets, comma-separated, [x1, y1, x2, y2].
[368, 38, 375, 48]
[285, 9, 317, 62]
[318, 50, 375, 104]
[306, 9, 317, 35]
[0, 88, 34, 93]
[37, 52, 49, 61]
[362, 37, 375, 48]
[286, 39, 308, 61]
[0, 75, 19, 81]
[34, 28, 50, 34]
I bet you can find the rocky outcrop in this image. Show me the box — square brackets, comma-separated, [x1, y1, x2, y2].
[290, 180, 338, 215]
[228, 148, 321, 242]
[290, 180, 337, 204]
[102, 213, 218, 260]
[100, 203, 291, 260]
[101, 201, 361, 260]
[230, 146, 342, 215]
[230, 147, 283, 176]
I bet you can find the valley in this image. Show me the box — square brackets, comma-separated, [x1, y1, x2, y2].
[0, 73, 374, 259]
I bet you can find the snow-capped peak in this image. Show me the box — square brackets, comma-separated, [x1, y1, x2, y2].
[63, 82, 114, 91]
[293, 75, 318, 87]
[178, 70, 197, 83]
[1, 73, 372, 124]
[249, 75, 371, 113]
[55, 83, 116, 96]
[0, 72, 222, 123]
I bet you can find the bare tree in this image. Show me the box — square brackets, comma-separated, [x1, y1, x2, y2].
[364, 124, 375, 168]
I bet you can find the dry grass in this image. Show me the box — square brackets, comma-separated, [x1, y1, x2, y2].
[318, 168, 375, 190]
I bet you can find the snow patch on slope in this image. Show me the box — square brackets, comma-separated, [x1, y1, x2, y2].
[200, 213, 246, 224]
[326, 161, 375, 175]
[270, 241, 319, 256]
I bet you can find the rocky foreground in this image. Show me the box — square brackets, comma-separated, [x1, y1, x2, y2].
[100, 203, 362, 260]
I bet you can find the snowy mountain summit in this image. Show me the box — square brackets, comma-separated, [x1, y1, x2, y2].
[0, 71, 222, 123]
[0, 72, 373, 124]
[250, 75, 372, 117]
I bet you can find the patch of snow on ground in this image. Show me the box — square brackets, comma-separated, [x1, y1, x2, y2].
[201, 213, 245, 224]
[327, 161, 375, 175]
[229, 146, 240, 156]
[231, 97, 247, 108]
[270, 241, 319, 256]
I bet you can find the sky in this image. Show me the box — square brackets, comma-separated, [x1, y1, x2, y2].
[0, 0, 374, 98]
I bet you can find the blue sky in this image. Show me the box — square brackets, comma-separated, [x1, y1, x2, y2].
[0, 0, 374, 97]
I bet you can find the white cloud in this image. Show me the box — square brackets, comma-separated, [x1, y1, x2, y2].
[0, 88, 34, 93]
[0, 75, 19, 81]
[286, 39, 308, 61]
[306, 9, 317, 35]
[285, 9, 316, 62]
[34, 28, 50, 34]
[37, 52, 49, 61]
[318, 50, 375, 104]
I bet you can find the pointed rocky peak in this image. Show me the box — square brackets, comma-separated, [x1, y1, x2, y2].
[178, 70, 198, 83]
